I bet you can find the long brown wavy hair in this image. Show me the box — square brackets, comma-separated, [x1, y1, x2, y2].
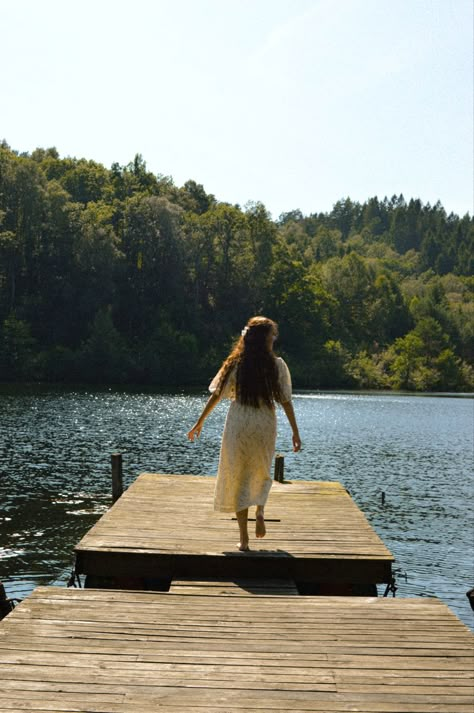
[216, 316, 282, 408]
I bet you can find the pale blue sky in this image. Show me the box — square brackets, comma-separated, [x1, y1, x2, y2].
[1, 0, 472, 218]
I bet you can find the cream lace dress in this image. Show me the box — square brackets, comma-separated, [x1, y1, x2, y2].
[210, 357, 293, 513]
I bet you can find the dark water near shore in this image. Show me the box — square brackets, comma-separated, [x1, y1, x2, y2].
[1, 384, 473, 629]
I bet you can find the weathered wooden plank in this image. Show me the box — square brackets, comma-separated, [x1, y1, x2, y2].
[0, 701, 472, 713]
[0, 588, 473, 712]
[169, 577, 299, 595]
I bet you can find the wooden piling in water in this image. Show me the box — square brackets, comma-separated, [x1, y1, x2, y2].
[111, 453, 123, 503]
[0, 583, 14, 621]
[274, 453, 284, 482]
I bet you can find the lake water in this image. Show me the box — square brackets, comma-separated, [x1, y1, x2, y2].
[0, 384, 473, 629]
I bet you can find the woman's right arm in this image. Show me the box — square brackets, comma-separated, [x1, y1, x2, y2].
[281, 400, 302, 452]
[187, 392, 221, 441]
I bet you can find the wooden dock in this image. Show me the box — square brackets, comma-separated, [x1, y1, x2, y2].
[74, 474, 394, 590]
[0, 586, 472, 712]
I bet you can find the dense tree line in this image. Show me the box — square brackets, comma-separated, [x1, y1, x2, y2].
[0, 141, 472, 391]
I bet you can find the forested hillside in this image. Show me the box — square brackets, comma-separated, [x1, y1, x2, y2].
[0, 142, 472, 390]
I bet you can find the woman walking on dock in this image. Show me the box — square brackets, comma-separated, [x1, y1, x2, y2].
[188, 316, 301, 551]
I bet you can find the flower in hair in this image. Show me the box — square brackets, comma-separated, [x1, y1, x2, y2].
[241, 326, 249, 337]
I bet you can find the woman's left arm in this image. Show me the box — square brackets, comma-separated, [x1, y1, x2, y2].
[187, 392, 221, 441]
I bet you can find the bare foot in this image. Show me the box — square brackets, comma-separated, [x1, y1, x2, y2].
[238, 540, 250, 551]
[256, 511, 266, 538]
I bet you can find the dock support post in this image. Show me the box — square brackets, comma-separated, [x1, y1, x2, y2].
[274, 454, 284, 482]
[111, 453, 123, 503]
[0, 582, 15, 620]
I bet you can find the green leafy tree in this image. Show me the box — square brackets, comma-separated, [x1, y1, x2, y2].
[60, 159, 112, 204]
[320, 252, 376, 347]
[78, 308, 130, 383]
[0, 314, 37, 379]
[317, 339, 354, 387]
[329, 198, 360, 240]
[369, 273, 412, 344]
[136, 311, 199, 384]
[385, 332, 425, 390]
[347, 350, 389, 389]
[178, 180, 215, 214]
[117, 195, 185, 340]
[385, 318, 464, 391]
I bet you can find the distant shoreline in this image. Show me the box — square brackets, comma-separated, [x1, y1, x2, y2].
[0, 381, 472, 397]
